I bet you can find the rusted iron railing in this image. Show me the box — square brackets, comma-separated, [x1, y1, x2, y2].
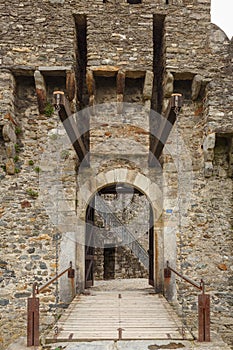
[165, 261, 210, 342]
[27, 261, 75, 347]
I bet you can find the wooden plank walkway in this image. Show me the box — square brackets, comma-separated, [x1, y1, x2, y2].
[47, 290, 193, 342]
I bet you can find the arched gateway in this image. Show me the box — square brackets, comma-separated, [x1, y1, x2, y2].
[84, 183, 155, 289]
[59, 168, 168, 301]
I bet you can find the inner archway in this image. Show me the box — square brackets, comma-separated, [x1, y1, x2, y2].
[84, 183, 155, 289]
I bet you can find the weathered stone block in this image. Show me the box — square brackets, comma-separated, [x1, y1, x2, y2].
[91, 65, 119, 76]
[0, 260, 7, 268]
[218, 263, 228, 271]
[192, 74, 203, 100]
[25, 263, 33, 271]
[34, 70, 47, 114]
[203, 133, 216, 162]
[163, 71, 174, 98]
[162, 98, 170, 114]
[204, 149, 214, 162]
[21, 200, 31, 208]
[39, 262, 47, 270]
[204, 161, 213, 177]
[203, 131, 215, 148]
[5, 158, 15, 175]
[0, 299, 9, 306]
[49, 0, 64, 3]
[2, 124, 16, 143]
[14, 292, 31, 298]
[27, 248, 35, 254]
[143, 71, 153, 100]
[31, 255, 41, 260]
[105, 170, 115, 184]
[5, 142, 16, 158]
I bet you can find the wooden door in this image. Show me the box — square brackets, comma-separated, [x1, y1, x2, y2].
[85, 199, 95, 288]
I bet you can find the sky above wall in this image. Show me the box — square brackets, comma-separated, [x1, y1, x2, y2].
[211, 0, 233, 39]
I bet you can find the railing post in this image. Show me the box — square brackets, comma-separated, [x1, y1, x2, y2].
[27, 283, 39, 346]
[68, 261, 75, 279]
[198, 281, 210, 342]
[166, 262, 211, 342]
[27, 263, 75, 346]
[68, 261, 75, 298]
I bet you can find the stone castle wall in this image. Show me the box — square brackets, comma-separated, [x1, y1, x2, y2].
[0, 1, 211, 70]
[0, 0, 232, 349]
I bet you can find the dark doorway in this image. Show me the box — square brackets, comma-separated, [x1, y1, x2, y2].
[104, 246, 116, 280]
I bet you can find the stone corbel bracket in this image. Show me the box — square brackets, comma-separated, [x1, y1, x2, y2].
[162, 71, 174, 113]
[203, 132, 216, 177]
[34, 70, 47, 114]
[191, 74, 210, 101]
[86, 66, 154, 114]
[86, 69, 96, 115]
[143, 70, 154, 112]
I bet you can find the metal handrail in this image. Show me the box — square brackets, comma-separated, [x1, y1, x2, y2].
[33, 261, 73, 295]
[27, 262, 75, 347]
[166, 261, 205, 293]
[166, 260, 210, 342]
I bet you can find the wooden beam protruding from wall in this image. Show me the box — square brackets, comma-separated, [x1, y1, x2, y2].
[149, 93, 183, 165]
[53, 91, 88, 165]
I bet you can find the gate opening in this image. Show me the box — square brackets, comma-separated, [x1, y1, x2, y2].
[85, 183, 155, 288]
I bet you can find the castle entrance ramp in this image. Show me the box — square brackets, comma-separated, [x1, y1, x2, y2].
[46, 279, 193, 343]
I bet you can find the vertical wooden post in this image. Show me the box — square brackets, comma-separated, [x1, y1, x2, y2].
[198, 294, 210, 342]
[27, 296, 40, 346]
[68, 262, 75, 298]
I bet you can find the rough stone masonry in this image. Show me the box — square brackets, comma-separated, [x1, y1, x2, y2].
[0, 0, 232, 349]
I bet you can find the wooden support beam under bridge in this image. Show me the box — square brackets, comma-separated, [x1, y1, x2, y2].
[149, 93, 183, 166]
[53, 91, 88, 165]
